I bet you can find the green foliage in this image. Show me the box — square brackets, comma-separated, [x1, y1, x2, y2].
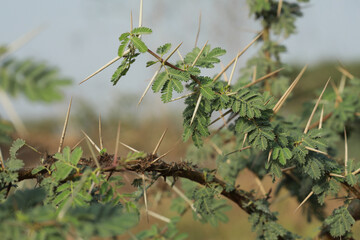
[184, 45, 226, 68]
[51, 147, 82, 181]
[324, 206, 355, 237]
[182, 179, 230, 226]
[0, 59, 71, 102]
[0, 188, 138, 240]
[135, 218, 187, 240]
[1, 0, 359, 239]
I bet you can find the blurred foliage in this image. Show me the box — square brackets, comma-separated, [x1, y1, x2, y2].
[0, 46, 71, 144]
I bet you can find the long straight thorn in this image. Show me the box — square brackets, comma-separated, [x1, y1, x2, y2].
[319, 105, 324, 129]
[120, 141, 140, 153]
[273, 65, 307, 114]
[138, 66, 162, 106]
[169, 92, 196, 102]
[98, 114, 104, 150]
[344, 127, 348, 175]
[277, 0, 283, 17]
[295, 191, 313, 213]
[142, 174, 149, 223]
[252, 66, 257, 83]
[194, 12, 202, 48]
[151, 146, 175, 164]
[164, 42, 183, 63]
[243, 68, 284, 89]
[304, 78, 330, 134]
[85, 138, 101, 169]
[82, 130, 101, 153]
[79, 54, 128, 85]
[130, 11, 133, 31]
[192, 40, 208, 67]
[190, 94, 202, 125]
[113, 121, 121, 166]
[71, 137, 85, 151]
[152, 128, 168, 155]
[138, 0, 143, 27]
[58, 97, 72, 153]
[228, 51, 239, 86]
[213, 31, 263, 82]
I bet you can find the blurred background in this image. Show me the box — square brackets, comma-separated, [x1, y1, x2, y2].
[1, 0, 360, 239]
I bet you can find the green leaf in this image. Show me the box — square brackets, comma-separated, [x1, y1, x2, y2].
[156, 43, 172, 55]
[192, 132, 203, 148]
[119, 32, 130, 41]
[10, 138, 25, 160]
[118, 37, 130, 57]
[172, 79, 183, 93]
[131, 27, 152, 35]
[161, 81, 173, 103]
[325, 206, 355, 237]
[52, 147, 82, 181]
[131, 37, 148, 53]
[5, 159, 24, 171]
[345, 173, 357, 186]
[31, 166, 46, 175]
[200, 87, 216, 100]
[152, 72, 168, 92]
[146, 60, 157, 67]
[168, 69, 190, 82]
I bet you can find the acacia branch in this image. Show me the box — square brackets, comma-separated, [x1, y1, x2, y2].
[16, 153, 257, 215]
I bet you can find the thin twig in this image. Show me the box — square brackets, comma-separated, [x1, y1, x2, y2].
[58, 97, 72, 153]
[304, 78, 330, 134]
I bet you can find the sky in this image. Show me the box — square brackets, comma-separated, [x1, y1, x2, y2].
[0, 0, 359, 120]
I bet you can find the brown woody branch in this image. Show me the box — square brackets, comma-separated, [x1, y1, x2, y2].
[16, 153, 258, 215]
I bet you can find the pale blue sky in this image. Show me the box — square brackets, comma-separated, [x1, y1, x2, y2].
[0, 0, 359, 120]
